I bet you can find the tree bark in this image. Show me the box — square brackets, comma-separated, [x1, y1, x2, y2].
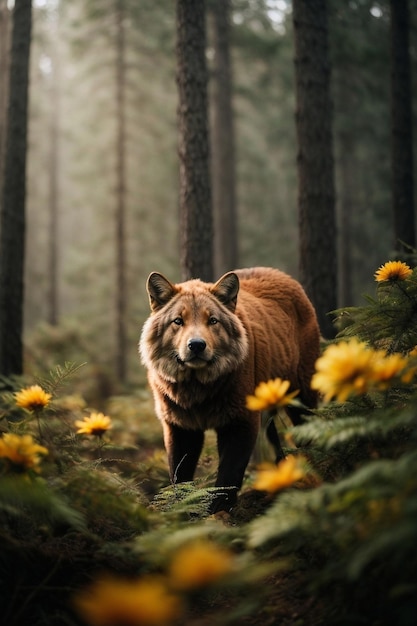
[208, 0, 237, 277]
[47, 12, 61, 327]
[0, 0, 11, 191]
[176, 0, 213, 282]
[293, 0, 337, 339]
[390, 0, 415, 252]
[0, 0, 32, 376]
[337, 131, 354, 308]
[115, 0, 127, 382]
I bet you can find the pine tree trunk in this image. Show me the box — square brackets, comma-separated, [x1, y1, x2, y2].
[208, 0, 237, 277]
[337, 132, 354, 308]
[0, 0, 32, 376]
[176, 0, 213, 282]
[0, 0, 11, 190]
[293, 0, 337, 339]
[47, 17, 60, 327]
[115, 0, 127, 382]
[390, 0, 415, 252]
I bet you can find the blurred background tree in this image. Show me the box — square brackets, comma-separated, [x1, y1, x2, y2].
[0, 0, 11, 180]
[176, 0, 213, 282]
[0, 0, 32, 376]
[208, 0, 238, 277]
[390, 0, 414, 255]
[0, 0, 415, 385]
[292, 0, 337, 339]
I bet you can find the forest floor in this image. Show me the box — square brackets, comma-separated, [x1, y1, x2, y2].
[75, 396, 331, 626]
[1, 384, 362, 626]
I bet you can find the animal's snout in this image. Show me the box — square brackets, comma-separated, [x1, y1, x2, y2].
[187, 338, 207, 354]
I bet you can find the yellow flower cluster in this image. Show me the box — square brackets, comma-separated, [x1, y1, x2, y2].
[246, 378, 299, 412]
[253, 455, 307, 493]
[168, 540, 235, 590]
[75, 412, 112, 437]
[311, 338, 410, 403]
[374, 260, 412, 282]
[14, 385, 51, 412]
[74, 540, 236, 626]
[74, 575, 183, 626]
[0, 433, 48, 472]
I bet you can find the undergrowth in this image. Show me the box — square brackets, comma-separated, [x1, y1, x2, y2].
[0, 260, 416, 626]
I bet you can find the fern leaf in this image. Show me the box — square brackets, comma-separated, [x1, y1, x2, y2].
[35, 361, 87, 395]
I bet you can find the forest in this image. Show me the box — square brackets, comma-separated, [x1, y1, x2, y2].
[0, 1, 417, 625]
[0, 0, 415, 383]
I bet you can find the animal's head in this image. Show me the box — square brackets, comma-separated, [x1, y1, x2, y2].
[139, 272, 249, 384]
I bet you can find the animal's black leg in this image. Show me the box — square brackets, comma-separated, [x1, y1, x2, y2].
[211, 421, 259, 513]
[285, 405, 305, 426]
[265, 416, 285, 463]
[163, 422, 204, 483]
[287, 384, 318, 426]
[286, 394, 317, 427]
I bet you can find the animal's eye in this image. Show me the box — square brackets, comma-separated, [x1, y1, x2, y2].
[173, 317, 183, 326]
[208, 316, 218, 325]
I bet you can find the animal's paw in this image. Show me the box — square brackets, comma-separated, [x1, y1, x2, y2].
[208, 487, 238, 515]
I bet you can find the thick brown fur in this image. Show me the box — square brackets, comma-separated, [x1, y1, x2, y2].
[139, 267, 320, 512]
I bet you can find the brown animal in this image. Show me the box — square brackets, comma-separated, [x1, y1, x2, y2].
[139, 267, 320, 512]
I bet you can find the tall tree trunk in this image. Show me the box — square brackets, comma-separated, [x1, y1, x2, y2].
[208, 0, 237, 277]
[47, 14, 61, 327]
[337, 131, 354, 307]
[390, 0, 415, 253]
[0, 0, 32, 376]
[115, 0, 127, 383]
[293, 0, 337, 339]
[0, 0, 11, 194]
[176, 0, 213, 282]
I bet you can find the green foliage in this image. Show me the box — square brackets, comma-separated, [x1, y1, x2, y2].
[35, 361, 88, 395]
[152, 481, 228, 520]
[336, 267, 417, 352]
[294, 403, 416, 453]
[248, 451, 417, 624]
[240, 265, 417, 624]
[26, 322, 114, 404]
[0, 475, 86, 536]
[2, 262, 417, 625]
[60, 467, 148, 540]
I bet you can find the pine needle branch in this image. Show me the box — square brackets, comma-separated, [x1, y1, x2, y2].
[35, 361, 87, 395]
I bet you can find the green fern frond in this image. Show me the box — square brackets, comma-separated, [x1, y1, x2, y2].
[0, 475, 86, 535]
[335, 271, 417, 352]
[151, 481, 220, 519]
[249, 449, 417, 554]
[293, 408, 415, 449]
[292, 415, 369, 448]
[59, 467, 148, 540]
[35, 361, 87, 395]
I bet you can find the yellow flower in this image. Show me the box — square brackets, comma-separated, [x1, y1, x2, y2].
[0, 433, 48, 472]
[374, 261, 412, 282]
[75, 412, 112, 437]
[253, 455, 306, 493]
[246, 378, 299, 412]
[14, 385, 51, 412]
[370, 351, 408, 388]
[74, 575, 183, 626]
[401, 348, 417, 383]
[312, 339, 376, 402]
[312, 340, 412, 402]
[168, 541, 235, 590]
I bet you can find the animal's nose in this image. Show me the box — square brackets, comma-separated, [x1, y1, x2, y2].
[187, 338, 207, 354]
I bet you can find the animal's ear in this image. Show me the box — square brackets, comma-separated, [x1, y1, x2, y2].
[211, 272, 240, 311]
[146, 272, 177, 310]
